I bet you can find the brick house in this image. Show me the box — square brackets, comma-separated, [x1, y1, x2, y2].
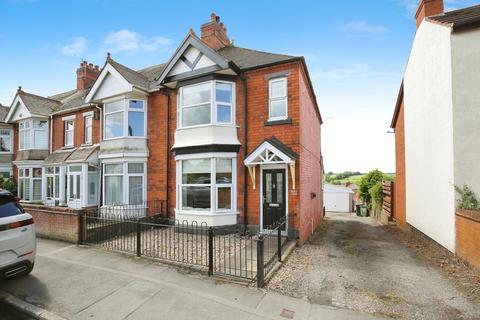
[5, 14, 323, 243]
[391, 0, 480, 253]
[0, 104, 14, 178]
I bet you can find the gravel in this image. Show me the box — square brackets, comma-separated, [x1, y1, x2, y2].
[268, 212, 480, 320]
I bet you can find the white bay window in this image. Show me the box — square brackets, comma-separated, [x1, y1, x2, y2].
[18, 167, 42, 202]
[178, 156, 236, 213]
[19, 119, 48, 150]
[104, 99, 145, 139]
[179, 81, 235, 128]
[103, 162, 146, 206]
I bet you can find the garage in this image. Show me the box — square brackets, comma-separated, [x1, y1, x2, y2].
[324, 183, 354, 212]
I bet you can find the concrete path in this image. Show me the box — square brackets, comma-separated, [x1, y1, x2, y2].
[0, 238, 383, 320]
[269, 212, 480, 320]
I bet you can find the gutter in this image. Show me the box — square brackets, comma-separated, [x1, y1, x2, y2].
[240, 72, 249, 232]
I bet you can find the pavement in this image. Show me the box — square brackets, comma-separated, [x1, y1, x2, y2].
[268, 212, 480, 320]
[0, 238, 384, 320]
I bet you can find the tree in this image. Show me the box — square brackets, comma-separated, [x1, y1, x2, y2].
[359, 169, 384, 205]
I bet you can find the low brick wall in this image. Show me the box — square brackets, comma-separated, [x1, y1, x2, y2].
[456, 209, 480, 270]
[22, 204, 96, 243]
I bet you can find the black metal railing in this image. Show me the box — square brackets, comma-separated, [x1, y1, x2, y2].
[78, 202, 289, 287]
[256, 217, 288, 287]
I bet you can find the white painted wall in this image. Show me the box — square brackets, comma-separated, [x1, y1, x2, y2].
[403, 21, 456, 252]
[451, 29, 480, 197]
[173, 125, 241, 149]
[93, 72, 131, 101]
[324, 184, 353, 213]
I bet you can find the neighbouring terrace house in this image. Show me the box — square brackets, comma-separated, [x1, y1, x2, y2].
[392, 0, 480, 255]
[4, 14, 324, 243]
[0, 104, 14, 178]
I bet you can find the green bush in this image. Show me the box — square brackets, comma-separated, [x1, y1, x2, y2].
[369, 181, 383, 212]
[359, 169, 384, 206]
[455, 185, 480, 210]
[0, 176, 18, 196]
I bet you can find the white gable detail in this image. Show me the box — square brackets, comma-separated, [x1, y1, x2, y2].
[85, 63, 133, 103]
[5, 96, 31, 122]
[169, 46, 217, 77]
[244, 141, 295, 166]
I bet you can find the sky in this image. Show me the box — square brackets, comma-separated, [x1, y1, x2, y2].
[0, 0, 478, 173]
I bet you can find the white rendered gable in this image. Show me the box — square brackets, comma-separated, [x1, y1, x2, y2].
[85, 64, 133, 103]
[169, 46, 216, 76]
[6, 96, 31, 122]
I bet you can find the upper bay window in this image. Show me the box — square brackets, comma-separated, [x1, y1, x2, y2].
[19, 119, 48, 150]
[0, 129, 13, 153]
[179, 81, 234, 128]
[84, 115, 93, 144]
[268, 77, 288, 121]
[104, 99, 146, 139]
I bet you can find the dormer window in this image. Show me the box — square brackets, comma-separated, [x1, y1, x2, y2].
[104, 99, 146, 139]
[268, 77, 288, 121]
[179, 80, 234, 128]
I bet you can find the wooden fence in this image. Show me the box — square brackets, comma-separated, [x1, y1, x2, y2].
[381, 181, 394, 224]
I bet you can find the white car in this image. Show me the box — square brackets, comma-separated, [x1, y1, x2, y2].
[0, 190, 36, 279]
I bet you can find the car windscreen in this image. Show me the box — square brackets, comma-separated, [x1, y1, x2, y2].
[0, 198, 25, 218]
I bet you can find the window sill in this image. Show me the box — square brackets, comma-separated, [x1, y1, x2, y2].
[175, 209, 238, 216]
[81, 143, 93, 147]
[176, 123, 237, 131]
[62, 146, 75, 150]
[264, 118, 293, 126]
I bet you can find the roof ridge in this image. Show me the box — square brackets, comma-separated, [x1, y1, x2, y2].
[48, 88, 77, 100]
[110, 60, 149, 81]
[220, 45, 297, 58]
[137, 62, 167, 73]
[20, 90, 61, 104]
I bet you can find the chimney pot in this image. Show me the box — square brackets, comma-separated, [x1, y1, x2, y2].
[107, 52, 112, 61]
[210, 12, 216, 21]
[201, 13, 231, 50]
[17, 86, 22, 92]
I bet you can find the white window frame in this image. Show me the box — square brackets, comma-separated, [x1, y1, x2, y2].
[0, 128, 13, 153]
[45, 166, 60, 201]
[178, 80, 235, 129]
[268, 77, 288, 121]
[102, 161, 147, 205]
[176, 153, 237, 214]
[84, 114, 93, 144]
[18, 119, 48, 150]
[64, 120, 74, 147]
[103, 98, 147, 140]
[18, 167, 43, 202]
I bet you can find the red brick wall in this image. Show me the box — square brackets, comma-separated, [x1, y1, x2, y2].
[456, 210, 480, 270]
[51, 106, 100, 151]
[394, 100, 407, 228]
[23, 204, 83, 243]
[298, 64, 323, 244]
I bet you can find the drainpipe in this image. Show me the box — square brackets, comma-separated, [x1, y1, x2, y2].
[240, 73, 248, 233]
[49, 114, 53, 153]
[95, 104, 102, 209]
[159, 89, 171, 218]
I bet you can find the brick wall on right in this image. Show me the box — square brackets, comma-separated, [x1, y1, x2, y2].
[456, 210, 480, 270]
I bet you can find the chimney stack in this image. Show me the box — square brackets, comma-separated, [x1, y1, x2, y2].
[200, 13, 231, 50]
[415, 0, 444, 29]
[76, 60, 101, 90]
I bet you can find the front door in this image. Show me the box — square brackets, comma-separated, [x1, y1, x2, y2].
[262, 169, 286, 231]
[67, 172, 81, 209]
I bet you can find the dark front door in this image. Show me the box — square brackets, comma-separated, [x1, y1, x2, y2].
[262, 169, 286, 230]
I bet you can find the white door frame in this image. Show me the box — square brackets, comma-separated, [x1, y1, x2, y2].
[259, 164, 288, 235]
[67, 169, 82, 209]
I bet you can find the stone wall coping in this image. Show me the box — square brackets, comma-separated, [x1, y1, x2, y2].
[21, 203, 97, 216]
[456, 209, 480, 223]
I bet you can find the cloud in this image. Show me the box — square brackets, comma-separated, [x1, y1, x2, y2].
[103, 30, 172, 54]
[61, 37, 86, 56]
[340, 21, 388, 33]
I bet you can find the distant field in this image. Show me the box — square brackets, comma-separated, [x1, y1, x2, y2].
[330, 173, 395, 185]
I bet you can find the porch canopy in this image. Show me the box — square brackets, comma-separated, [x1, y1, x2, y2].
[244, 136, 298, 190]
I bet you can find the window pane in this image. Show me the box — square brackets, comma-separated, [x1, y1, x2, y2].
[182, 186, 210, 210]
[69, 165, 82, 172]
[65, 131, 73, 146]
[85, 126, 92, 143]
[128, 163, 144, 174]
[33, 179, 42, 201]
[216, 104, 231, 123]
[217, 187, 231, 210]
[182, 159, 211, 184]
[128, 111, 145, 137]
[265, 173, 272, 203]
[105, 176, 123, 205]
[182, 82, 211, 106]
[276, 173, 283, 203]
[0, 172, 11, 179]
[270, 79, 286, 98]
[105, 100, 124, 113]
[66, 121, 74, 130]
[0, 130, 11, 152]
[85, 116, 92, 126]
[105, 112, 123, 138]
[34, 120, 47, 129]
[270, 99, 287, 118]
[105, 164, 123, 174]
[55, 175, 60, 198]
[182, 104, 210, 127]
[216, 82, 232, 103]
[129, 176, 143, 205]
[129, 100, 144, 109]
[47, 176, 54, 198]
[34, 129, 48, 149]
[46, 167, 54, 174]
[33, 168, 42, 177]
[216, 159, 232, 184]
[88, 173, 97, 205]
[75, 175, 81, 200]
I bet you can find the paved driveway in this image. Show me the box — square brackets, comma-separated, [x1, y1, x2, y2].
[0, 238, 383, 320]
[268, 212, 480, 320]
